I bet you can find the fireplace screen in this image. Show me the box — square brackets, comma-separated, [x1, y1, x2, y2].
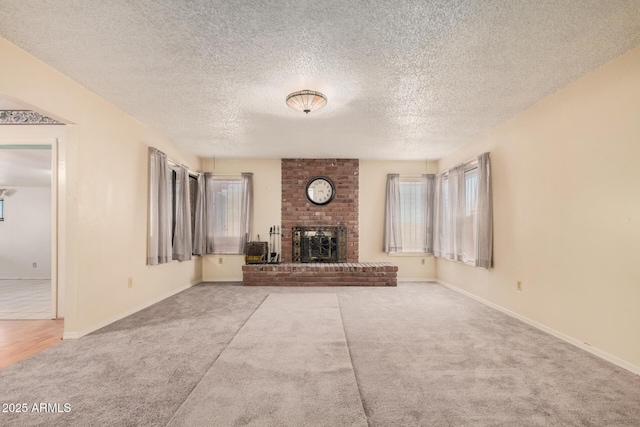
[292, 226, 347, 263]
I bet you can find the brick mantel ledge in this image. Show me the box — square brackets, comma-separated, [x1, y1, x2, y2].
[242, 262, 397, 286]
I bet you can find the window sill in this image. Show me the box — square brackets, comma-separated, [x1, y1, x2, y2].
[387, 252, 432, 257]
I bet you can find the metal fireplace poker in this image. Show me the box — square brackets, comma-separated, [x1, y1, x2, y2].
[268, 225, 281, 263]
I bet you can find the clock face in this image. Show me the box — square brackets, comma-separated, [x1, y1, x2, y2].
[306, 177, 335, 206]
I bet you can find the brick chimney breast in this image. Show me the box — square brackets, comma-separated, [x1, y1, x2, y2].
[281, 159, 359, 263]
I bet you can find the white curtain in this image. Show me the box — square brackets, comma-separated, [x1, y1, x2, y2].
[383, 174, 402, 252]
[452, 164, 466, 262]
[433, 173, 445, 258]
[442, 169, 455, 260]
[204, 173, 219, 254]
[422, 174, 435, 254]
[240, 172, 253, 254]
[147, 148, 172, 265]
[476, 152, 493, 268]
[192, 173, 206, 255]
[172, 165, 193, 261]
[204, 174, 251, 254]
[435, 164, 465, 261]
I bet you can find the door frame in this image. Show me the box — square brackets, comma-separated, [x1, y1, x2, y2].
[0, 136, 62, 318]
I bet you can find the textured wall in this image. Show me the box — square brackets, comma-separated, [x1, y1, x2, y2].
[281, 159, 359, 263]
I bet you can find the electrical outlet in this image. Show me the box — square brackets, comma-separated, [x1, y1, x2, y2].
[218, 257, 223, 264]
[517, 281, 522, 291]
[128, 277, 133, 288]
[421, 258, 425, 265]
[32, 262, 37, 268]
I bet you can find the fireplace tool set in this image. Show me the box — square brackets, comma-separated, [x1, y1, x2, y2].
[245, 225, 281, 264]
[268, 225, 281, 263]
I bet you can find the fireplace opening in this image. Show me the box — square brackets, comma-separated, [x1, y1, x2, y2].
[292, 226, 347, 263]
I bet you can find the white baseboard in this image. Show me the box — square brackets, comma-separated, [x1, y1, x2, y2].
[63, 279, 201, 340]
[0, 277, 50, 280]
[436, 279, 640, 377]
[62, 331, 81, 339]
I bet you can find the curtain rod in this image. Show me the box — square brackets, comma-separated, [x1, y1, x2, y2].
[204, 173, 243, 179]
[151, 146, 202, 177]
[399, 174, 432, 179]
[158, 148, 241, 178]
[403, 154, 485, 178]
[438, 155, 482, 176]
[166, 157, 200, 177]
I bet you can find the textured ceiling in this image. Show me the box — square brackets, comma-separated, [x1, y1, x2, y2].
[1, 1, 639, 160]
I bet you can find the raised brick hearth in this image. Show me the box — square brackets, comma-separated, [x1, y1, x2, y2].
[242, 262, 398, 286]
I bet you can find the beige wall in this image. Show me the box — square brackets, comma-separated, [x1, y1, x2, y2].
[437, 44, 640, 369]
[360, 160, 438, 279]
[0, 38, 202, 337]
[201, 158, 281, 281]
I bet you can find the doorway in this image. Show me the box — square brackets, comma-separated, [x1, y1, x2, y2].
[0, 141, 59, 320]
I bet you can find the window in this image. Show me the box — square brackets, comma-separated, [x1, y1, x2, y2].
[430, 153, 492, 268]
[434, 163, 483, 264]
[398, 179, 427, 253]
[188, 175, 198, 240]
[206, 177, 243, 254]
[170, 169, 178, 242]
[463, 167, 478, 263]
[168, 169, 199, 245]
[442, 177, 449, 250]
[0, 199, 4, 221]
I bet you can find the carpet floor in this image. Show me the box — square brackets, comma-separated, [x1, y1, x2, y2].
[0, 282, 639, 426]
[168, 293, 367, 426]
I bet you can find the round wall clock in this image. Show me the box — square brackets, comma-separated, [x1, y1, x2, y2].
[305, 176, 335, 206]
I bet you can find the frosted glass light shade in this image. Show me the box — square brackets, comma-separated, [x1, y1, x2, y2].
[286, 90, 327, 114]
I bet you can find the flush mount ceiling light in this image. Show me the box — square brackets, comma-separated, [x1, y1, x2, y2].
[286, 90, 327, 114]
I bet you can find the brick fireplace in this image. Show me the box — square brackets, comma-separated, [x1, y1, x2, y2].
[281, 158, 359, 262]
[242, 158, 397, 286]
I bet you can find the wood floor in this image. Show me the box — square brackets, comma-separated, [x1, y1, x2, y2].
[0, 319, 64, 370]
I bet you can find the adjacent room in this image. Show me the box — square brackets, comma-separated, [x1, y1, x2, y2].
[1, 1, 639, 426]
[0, 146, 54, 320]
